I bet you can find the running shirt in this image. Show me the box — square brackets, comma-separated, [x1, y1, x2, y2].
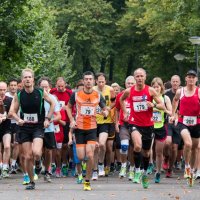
[0, 96, 12, 132]
[54, 109, 66, 143]
[93, 85, 113, 124]
[18, 88, 45, 126]
[44, 93, 60, 133]
[153, 95, 165, 129]
[129, 85, 153, 126]
[115, 91, 132, 126]
[50, 88, 72, 122]
[178, 87, 200, 126]
[69, 89, 106, 130]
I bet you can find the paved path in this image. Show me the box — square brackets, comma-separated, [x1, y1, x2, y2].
[0, 171, 199, 200]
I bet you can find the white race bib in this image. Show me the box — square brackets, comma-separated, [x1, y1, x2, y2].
[183, 116, 197, 126]
[54, 124, 60, 133]
[81, 106, 95, 116]
[153, 111, 162, 122]
[96, 106, 102, 114]
[59, 101, 65, 109]
[24, 113, 38, 123]
[133, 102, 148, 112]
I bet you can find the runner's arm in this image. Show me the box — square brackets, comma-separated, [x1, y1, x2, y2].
[43, 90, 55, 120]
[149, 87, 165, 110]
[119, 88, 130, 120]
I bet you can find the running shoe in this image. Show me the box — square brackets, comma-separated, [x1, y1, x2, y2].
[2, 169, 10, 178]
[119, 166, 126, 178]
[133, 171, 141, 183]
[56, 167, 61, 178]
[166, 169, 172, 178]
[51, 163, 56, 175]
[9, 165, 17, 174]
[154, 172, 161, 183]
[23, 174, 30, 185]
[25, 182, 35, 190]
[77, 174, 83, 184]
[141, 174, 149, 189]
[33, 169, 38, 181]
[92, 171, 98, 181]
[147, 163, 154, 174]
[176, 162, 182, 170]
[105, 166, 110, 177]
[83, 181, 92, 191]
[162, 161, 169, 170]
[184, 167, 191, 179]
[61, 166, 68, 177]
[98, 165, 105, 177]
[195, 170, 200, 180]
[44, 172, 52, 182]
[128, 171, 134, 181]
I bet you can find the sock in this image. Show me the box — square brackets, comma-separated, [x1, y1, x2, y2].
[35, 160, 41, 168]
[0, 162, 3, 169]
[135, 168, 140, 173]
[134, 151, 141, 168]
[85, 179, 89, 182]
[129, 166, 135, 172]
[185, 164, 190, 168]
[98, 162, 103, 166]
[122, 162, 127, 168]
[3, 164, 8, 170]
[62, 163, 67, 168]
[11, 160, 17, 167]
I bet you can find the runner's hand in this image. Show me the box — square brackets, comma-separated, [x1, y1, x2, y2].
[17, 119, 25, 126]
[44, 118, 50, 128]
[70, 120, 77, 129]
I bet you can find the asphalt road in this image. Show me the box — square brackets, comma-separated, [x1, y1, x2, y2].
[0, 170, 199, 200]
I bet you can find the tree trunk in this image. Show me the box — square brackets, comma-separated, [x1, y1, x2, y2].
[109, 55, 114, 82]
[126, 55, 133, 77]
[82, 55, 92, 72]
[100, 58, 106, 73]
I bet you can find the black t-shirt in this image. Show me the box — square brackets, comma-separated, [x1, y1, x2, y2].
[18, 88, 45, 126]
[0, 96, 12, 132]
[165, 89, 175, 102]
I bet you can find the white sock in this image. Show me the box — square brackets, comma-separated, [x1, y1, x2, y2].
[185, 164, 190, 168]
[62, 163, 66, 168]
[0, 162, 3, 169]
[122, 162, 127, 168]
[135, 168, 140, 173]
[11, 160, 17, 167]
[129, 166, 135, 172]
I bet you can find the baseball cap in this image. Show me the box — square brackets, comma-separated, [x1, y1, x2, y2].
[186, 70, 197, 76]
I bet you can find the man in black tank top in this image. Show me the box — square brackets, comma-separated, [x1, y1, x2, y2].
[0, 82, 12, 178]
[9, 68, 55, 190]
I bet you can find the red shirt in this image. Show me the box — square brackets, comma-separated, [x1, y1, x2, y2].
[178, 87, 200, 125]
[129, 85, 153, 126]
[116, 91, 132, 126]
[50, 88, 72, 122]
[54, 109, 66, 143]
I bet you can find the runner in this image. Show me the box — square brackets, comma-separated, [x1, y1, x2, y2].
[9, 68, 55, 190]
[164, 75, 182, 177]
[66, 71, 108, 191]
[93, 73, 115, 178]
[5, 78, 19, 174]
[120, 68, 165, 188]
[170, 70, 200, 187]
[38, 77, 61, 182]
[50, 77, 72, 177]
[0, 82, 12, 178]
[151, 77, 172, 183]
[115, 76, 135, 180]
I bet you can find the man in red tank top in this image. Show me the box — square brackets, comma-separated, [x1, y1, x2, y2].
[170, 70, 200, 187]
[120, 68, 165, 188]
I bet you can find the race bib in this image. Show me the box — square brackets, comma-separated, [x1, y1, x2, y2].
[59, 101, 65, 109]
[183, 116, 197, 126]
[54, 124, 60, 133]
[81, 106, 95, 116]
[96, 106, 102, 114]
[24, 113, 38, 123]
[133, 102, 148, 112]
[153, 111, 162, 122]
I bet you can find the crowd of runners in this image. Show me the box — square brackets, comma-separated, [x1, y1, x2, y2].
[0, 67, 200, 191]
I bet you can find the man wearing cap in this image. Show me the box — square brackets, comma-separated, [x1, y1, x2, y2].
[170, 70, 200, 186]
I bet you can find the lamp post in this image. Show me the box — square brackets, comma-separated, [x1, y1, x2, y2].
[174, 54, 185, 81]
[189, 36, 200, 82]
